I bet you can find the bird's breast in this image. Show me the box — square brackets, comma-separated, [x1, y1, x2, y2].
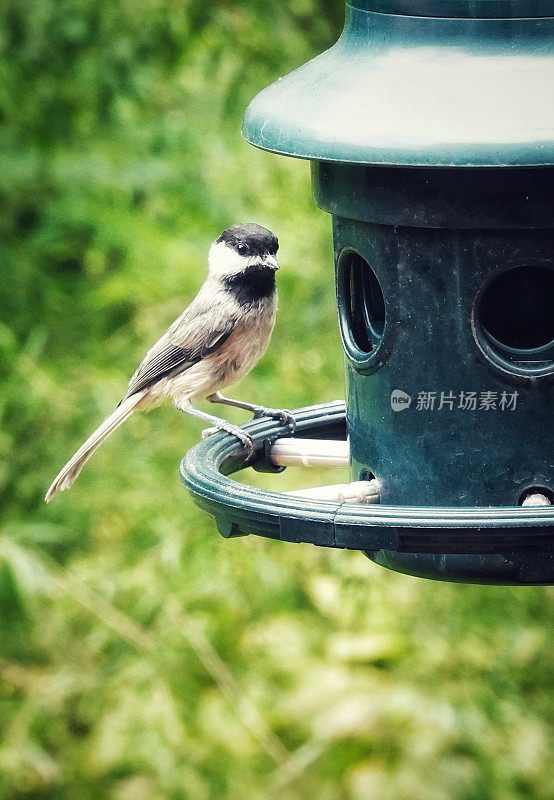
[161, 293, 277, 403]
[216, 294, 277, 385]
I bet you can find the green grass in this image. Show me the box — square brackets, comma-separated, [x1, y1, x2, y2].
[1, 2, 553, 798]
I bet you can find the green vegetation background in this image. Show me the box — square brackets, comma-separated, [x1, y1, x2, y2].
[0, 1, 552, 798]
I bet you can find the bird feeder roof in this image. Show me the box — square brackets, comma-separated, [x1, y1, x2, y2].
[242, 0, 554, 167]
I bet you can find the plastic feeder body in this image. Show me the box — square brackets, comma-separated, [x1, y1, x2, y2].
[242, 0, 554, 582]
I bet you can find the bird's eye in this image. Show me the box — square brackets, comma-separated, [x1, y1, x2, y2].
[237, 243, 248, 255]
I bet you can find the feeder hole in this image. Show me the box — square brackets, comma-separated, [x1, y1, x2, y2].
[518, 487, 554, 506]
[340, 251, 385, 354]
[358, 468, 376, 482]
[479, 266, 554, 351]
[475, 265, 554, 375]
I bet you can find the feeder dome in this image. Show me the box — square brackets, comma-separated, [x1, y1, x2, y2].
[243, 0, 554, 167]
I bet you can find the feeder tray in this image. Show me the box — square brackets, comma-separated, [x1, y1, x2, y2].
[181, 402, 554, 585]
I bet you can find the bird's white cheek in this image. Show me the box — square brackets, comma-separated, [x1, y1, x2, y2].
[207, 242, 243, 277]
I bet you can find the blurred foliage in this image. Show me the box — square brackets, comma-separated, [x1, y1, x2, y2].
[0, 1, 553, 799]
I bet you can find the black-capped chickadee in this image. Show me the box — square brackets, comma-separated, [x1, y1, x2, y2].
[45, 223, 293, 502]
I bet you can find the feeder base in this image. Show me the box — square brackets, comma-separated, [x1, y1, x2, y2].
[366, 550, 554, 585]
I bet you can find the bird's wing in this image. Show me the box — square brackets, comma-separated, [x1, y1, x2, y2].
[124, 294, 237, 399]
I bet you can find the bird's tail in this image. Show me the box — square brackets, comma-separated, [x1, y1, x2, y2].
[45, 393, 143, 502]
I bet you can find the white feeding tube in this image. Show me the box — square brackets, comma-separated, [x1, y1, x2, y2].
[268, 438, 380, 504]
[268, 438, 350, 468]
[285, 480, 380, 504]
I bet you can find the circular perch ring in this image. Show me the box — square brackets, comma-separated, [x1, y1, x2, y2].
[180, 402, 554, 554]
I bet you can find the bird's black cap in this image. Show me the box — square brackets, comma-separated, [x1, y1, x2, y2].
[217, 223, 278, 256]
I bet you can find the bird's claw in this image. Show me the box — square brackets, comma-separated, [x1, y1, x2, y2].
[235, 430, 255, 460]
[277, 409, 297, 432]
[253, 406, 297, 432]
[201, 425, 254, 460]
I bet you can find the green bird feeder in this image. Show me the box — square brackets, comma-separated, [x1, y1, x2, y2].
[181, 0, 554, 585]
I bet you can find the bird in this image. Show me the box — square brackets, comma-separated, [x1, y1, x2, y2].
[45, 223, 294, 502]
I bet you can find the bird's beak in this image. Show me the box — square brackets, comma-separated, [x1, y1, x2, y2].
[263, 255, 280, 270]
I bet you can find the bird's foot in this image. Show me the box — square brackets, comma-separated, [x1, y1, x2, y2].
[201, 423, 254, 459]
[252, 406, 297, 432]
